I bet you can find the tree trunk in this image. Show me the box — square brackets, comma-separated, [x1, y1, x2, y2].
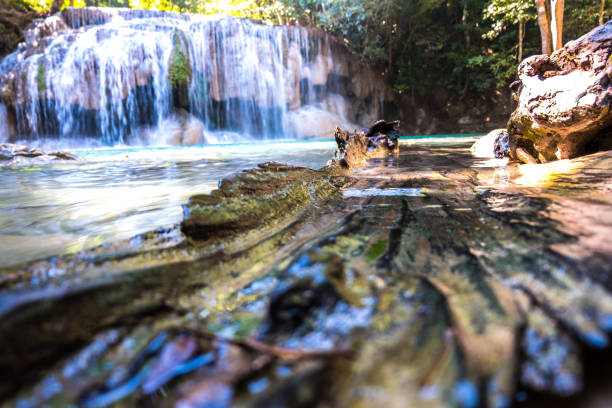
[551, 0, 564, 50]
[601, 0, 605, 26]
[535, 0, 553, 54]
[462, 6, 470, 50]
[70, 0, 75, 8]
[50, 0, 62, 14]
[386, 0, 393, 69]
[275, 9, 284, 25]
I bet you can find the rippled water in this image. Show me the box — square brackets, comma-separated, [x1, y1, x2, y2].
[0, 134, 480, 268]
[0, 140, 337, 267]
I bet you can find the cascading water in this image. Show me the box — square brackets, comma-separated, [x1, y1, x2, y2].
[0, 8, 394, 146]
[0, 104, 7, 142]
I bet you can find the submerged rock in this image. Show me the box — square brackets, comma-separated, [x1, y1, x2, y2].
[508, 20, 612, 163]
[0, 143, 76, 163]
[3, 139, 612, 406]
[181, 162, 350, 240]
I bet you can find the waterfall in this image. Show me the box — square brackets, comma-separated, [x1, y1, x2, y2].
[0, 103, 7, 142]
[0, 8, 393, 145]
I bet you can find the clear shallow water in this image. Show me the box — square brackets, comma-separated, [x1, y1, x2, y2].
[0, 140, 337, 267]
[0, 135, 481, 268]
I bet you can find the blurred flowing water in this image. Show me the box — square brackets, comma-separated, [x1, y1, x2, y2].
[0, 8, 390, 145]
[0, 140, 337, 267]
[0, 135, 479, 268]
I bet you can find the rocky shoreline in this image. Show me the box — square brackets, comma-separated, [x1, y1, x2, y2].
[0, 142, 76, 164]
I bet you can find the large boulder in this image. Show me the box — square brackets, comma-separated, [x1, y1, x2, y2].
[128, 110, 204, 145]
[508, 21, 612, 163]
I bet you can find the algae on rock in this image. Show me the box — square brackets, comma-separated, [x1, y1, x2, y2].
[168, 30, 192, 109]
[36, 58, 46, 94]
[181, 162, 351, 241]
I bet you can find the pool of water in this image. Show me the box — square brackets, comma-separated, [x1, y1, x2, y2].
[0, 135, 481, 268]
[0, 140, 338, 267]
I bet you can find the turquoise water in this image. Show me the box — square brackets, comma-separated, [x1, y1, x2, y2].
[0, 135, 480, 268]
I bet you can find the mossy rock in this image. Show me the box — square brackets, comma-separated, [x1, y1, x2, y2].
[181, 162, 351, 241]
[168, 30, 192, 109]
[36, 58, 46, 94]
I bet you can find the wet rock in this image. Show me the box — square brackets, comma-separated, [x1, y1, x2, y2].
[366, 119, 400, 139]
[60, 7, 115, 29]
[257, 250, 373, 352]
[330, 127, 369, 168]
[0, 143, 76, 163]
[471, 129, 509, 158]
[4, 140, 612, 407]
[366, 119, 400, 152]
[519, 299, 583, 396]
[508, 20, 612, 163]
[23, 15, 68, 44]
[329, 120, 400, 168]
[181, 162, 350, 241]
[182, 120, 400, 242]
[258, 253, 345, 344]
[494, 129, 510, 158]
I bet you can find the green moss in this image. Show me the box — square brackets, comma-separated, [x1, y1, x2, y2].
[366, 239, 388, 262]
[168, 30, 192, 89]
[36, 58, 46, 94]
[181, 165, 344, 241]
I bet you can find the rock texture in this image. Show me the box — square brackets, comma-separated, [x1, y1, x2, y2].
[330, 120, 400, 168]
[471, 128, 510, 159]
[181, 162, 349, 241]
[0, 142, 76, 163]
[182, 120, 399, 240]
[508, 20, 612, 163]
[2, 139, 612, 406]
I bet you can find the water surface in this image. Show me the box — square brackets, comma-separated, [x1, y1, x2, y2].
[0, 140, 336, 267]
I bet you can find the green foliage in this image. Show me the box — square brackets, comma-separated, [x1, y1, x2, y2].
[564, 0, 612, 40]
[366, 239, 388, 262]
[36, 58, 46, 94]
[483, 0, 535, 39]
[11, 0, 52, 13]
[168, 30, 192, 88]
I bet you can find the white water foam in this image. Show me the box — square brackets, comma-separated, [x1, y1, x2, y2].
[0, 103, 7, 142]
[0, 9, 387, 145]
